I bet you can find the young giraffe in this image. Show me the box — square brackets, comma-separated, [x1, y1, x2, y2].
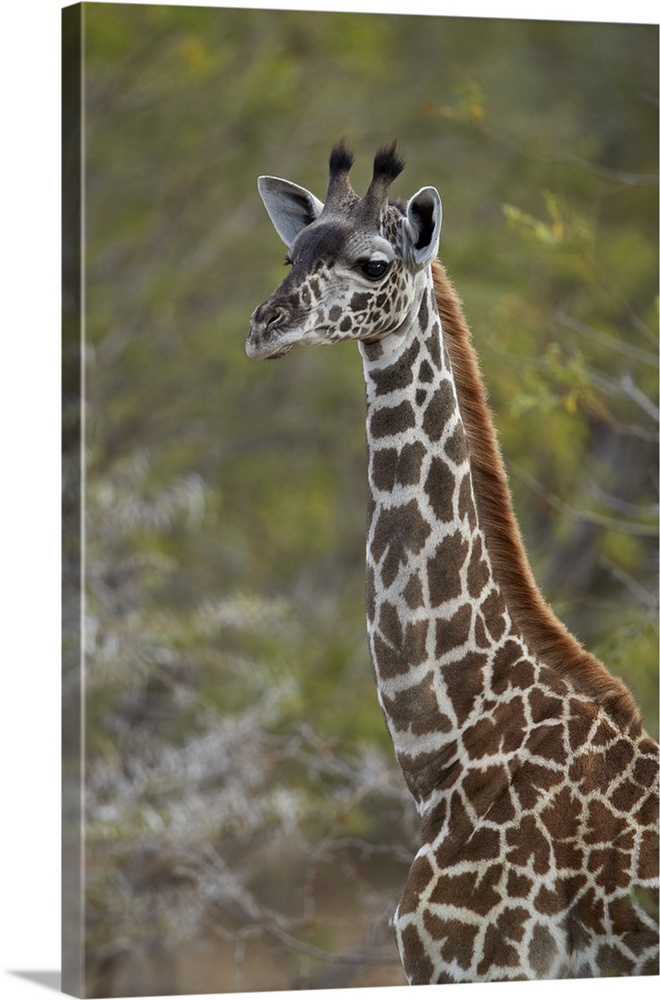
[245, 142, 659, 983]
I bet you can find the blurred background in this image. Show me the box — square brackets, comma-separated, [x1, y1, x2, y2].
[62, 4, 658, 995]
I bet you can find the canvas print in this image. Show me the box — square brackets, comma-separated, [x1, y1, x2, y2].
[62, 2, 659, 996]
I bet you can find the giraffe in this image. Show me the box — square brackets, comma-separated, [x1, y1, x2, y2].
[245, 141, 659, 983]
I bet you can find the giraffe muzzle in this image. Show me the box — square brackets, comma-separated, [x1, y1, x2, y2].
[246, 301, 294, 360]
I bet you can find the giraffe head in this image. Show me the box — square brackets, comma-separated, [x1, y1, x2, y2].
[246, 141, 442, 360]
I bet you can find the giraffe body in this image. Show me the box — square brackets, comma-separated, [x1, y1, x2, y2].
[246, 142, 659, 982]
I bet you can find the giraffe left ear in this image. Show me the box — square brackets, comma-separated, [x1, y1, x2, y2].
[257, 176, 324, 248]
[405, 186, 442, 270]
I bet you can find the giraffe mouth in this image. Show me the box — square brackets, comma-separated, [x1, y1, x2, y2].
[245, 330, 294, 360]
[246, 301, 299, 360]
[265, 345, 293, 360]
[246, 304, 337, 359]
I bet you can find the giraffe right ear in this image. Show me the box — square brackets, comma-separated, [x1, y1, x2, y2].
[257, 176, 324, 248]
[405, 186, 442, 270]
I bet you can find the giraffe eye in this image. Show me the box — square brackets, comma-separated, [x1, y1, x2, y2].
[361, 259, 390, 280]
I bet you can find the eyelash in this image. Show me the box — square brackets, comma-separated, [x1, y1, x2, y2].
[361, 259, 390, 280]
[282, 256, 390, 278]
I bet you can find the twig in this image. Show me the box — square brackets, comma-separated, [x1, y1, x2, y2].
[599, 555, 659, 613]
[510, 462, 657, 537]
[555, 311, 659, 369]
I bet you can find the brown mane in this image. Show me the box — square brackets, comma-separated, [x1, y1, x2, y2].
[431, 259, 642, 732]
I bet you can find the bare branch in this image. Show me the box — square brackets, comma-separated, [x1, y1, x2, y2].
[584, 481, 659, 519]
[599, 555, 659, 613]
[555, 311, 659, 368]
[510, 462, 658, 537]
[621, 372, 660, 424]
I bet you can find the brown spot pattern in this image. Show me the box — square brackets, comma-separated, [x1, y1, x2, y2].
[274, 184, 660, 984]
[427, 531, 470, 606]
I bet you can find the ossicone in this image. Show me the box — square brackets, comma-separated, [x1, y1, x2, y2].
[325, 138, 358, 210]
[328, 139, 355, 177]
[372, 141, 405, 184]
[324, 138, 405, 220]
[359, 139, 405, 226]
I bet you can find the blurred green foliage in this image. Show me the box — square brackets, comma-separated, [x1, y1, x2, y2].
[64, 4, 658, 993]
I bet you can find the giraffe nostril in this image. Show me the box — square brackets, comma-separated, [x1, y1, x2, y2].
[265, 307, 287, 334]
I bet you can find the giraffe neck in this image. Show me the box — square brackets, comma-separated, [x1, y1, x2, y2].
[359, 261, 642, 813]
[360, 265, 512, 809]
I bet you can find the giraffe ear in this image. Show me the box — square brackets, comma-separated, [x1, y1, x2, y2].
[405, 186, 442, 270]
[257, 176, 324, 248]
